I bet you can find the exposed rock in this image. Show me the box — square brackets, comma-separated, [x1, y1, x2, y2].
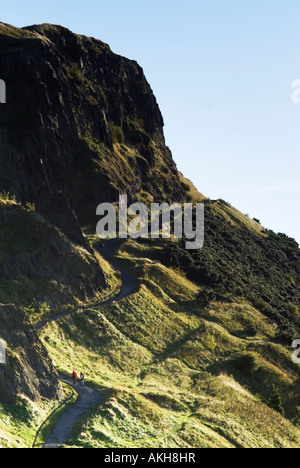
[0, 21, 186, 404]
[0, 304, 62, 403]
[0, 22, 185, 238]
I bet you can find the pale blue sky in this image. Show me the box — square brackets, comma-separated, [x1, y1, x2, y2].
[1, 0, 300, 241]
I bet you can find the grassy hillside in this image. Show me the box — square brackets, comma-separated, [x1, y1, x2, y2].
[36, 240, 300, 448]
[156, 199, 300, 344]
[0, 197, 107, 313]
[1, 21, 300, 449]
[0, 198, 110, 448]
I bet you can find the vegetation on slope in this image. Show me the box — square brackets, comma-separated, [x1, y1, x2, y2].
[0, 21, 300, 449]
[0, 199, 106, 312]
[0, 199, 110, 448]
[36, 240, 300, 448]
[154, 200, 300, 343]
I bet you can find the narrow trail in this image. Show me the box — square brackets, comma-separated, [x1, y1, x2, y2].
[42, 376, 102, 448]
[34, 239, 139, 331]
[36, 239, 139, 448]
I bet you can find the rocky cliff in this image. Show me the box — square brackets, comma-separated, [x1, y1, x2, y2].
[0, 22, 185, 241]
[0, 21, 186, 404]
[0, 303, 63, 403]
[1, 21, 300, 425]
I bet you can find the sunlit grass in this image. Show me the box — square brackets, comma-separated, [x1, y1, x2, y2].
[37, 240, 300, 448]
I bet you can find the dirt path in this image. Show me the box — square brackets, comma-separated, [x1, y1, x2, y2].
[35, 239, 139, 330]
[100, 239, 139, 300]
[37, 240, 138, 448]
[42, 376, 102, 448]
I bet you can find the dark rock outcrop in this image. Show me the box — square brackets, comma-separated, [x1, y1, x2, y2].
[0, 22, 185, 240]
[0, 304, 62, 403]
[0, 21, 186, 404]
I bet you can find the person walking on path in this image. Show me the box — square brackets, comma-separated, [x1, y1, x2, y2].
[80, 372, 85, 386]
[72, 370, 77, 386]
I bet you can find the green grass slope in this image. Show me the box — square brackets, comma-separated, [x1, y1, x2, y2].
[0, 199, 109, 448]
[0, 197, 107, 312]
[37, 240, 300, 448]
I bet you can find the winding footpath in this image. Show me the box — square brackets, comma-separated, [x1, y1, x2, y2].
[35, 240, 139, 448]
[42, 376, 102, 448]
[35, 240, 138, 331]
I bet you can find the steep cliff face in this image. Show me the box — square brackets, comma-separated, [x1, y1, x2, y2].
[0, 21, 185, 406]
[1, 22, 300, 447]
[0, 22, 185, 240]
[0, 304, 62, 403]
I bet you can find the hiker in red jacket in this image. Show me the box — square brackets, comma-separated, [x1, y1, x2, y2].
[72, 370, 77, 386]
